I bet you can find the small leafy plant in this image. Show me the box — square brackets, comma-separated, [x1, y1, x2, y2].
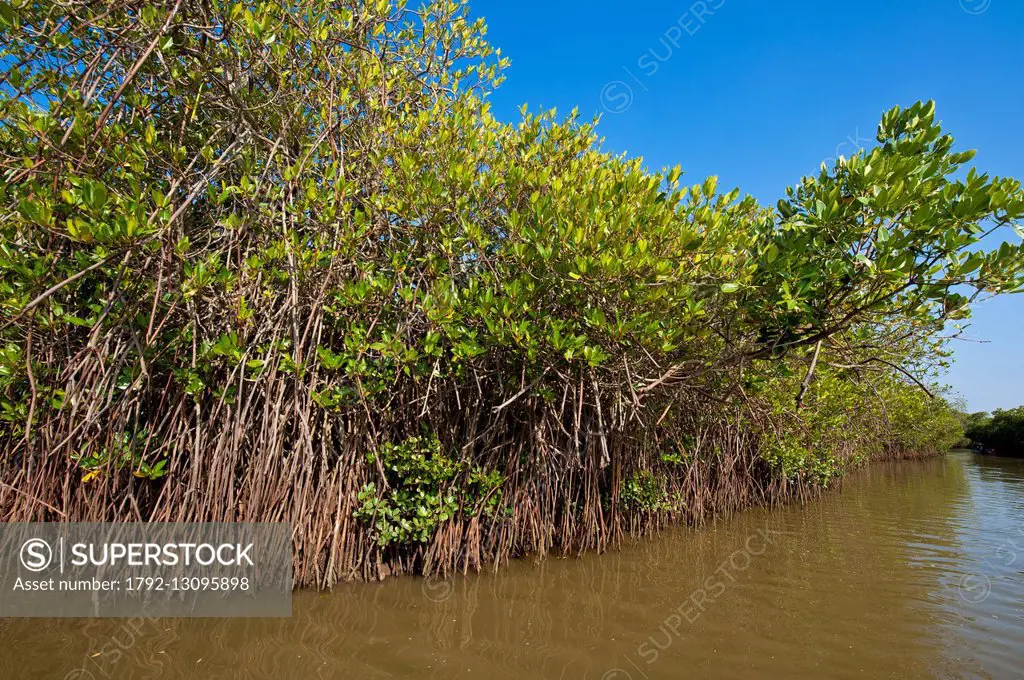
[355, 434, 505, 547]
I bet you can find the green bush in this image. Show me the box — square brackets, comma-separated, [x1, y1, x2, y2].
[965, 408, 1024, 456]
[1, 0, 1020, 581]
[356, 434, 504, 547]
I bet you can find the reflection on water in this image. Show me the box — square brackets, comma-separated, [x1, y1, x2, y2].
[3, 452, 1023, 679]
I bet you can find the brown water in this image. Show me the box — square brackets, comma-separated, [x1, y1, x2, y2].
[3, 451, 1023, 679]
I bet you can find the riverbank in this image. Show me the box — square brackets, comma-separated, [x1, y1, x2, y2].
[2, 431, 951, 588]
[7, 451, 1022, 680]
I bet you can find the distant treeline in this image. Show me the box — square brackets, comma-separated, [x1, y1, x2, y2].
[2, 1, 1023, 585]
[962, 408, 1024, 457]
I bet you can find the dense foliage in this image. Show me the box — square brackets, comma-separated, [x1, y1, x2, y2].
[963, 408, 1024, 457]
[1, 1, 1020, 583]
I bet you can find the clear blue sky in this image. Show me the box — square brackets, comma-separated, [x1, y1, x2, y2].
[469, 0, 1023, 413]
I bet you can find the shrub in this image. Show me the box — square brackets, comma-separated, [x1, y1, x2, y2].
[1, 1, 1021, 583]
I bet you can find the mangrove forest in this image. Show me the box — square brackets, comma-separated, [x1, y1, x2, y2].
[2, 0, 1024, 588]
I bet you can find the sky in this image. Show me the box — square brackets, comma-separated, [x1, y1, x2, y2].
[468, 0, 1023, 413]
